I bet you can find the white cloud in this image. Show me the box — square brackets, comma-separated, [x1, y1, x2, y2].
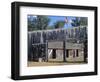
[28, 15, 37, 18]
[32, 16, 37, 18]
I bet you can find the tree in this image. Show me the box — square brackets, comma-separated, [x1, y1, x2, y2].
[28, 15, 50, 31]
[71, 17, 88, 27]
[28, 16, 37, 31]
[53, 21, 65, 29]
[47, 26, 55, 30]
[71, 17, 80, 27]
[36, 16, 50, 30]
[80, 17, 88, 26]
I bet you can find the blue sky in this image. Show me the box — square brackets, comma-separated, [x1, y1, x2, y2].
[48, 16, 75, 28]
[28, 15, 77, 28]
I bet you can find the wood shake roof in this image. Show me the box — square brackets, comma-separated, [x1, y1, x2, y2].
[48, 41, 84, 49]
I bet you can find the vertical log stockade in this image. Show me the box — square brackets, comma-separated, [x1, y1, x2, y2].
[28, 26, 87, 62]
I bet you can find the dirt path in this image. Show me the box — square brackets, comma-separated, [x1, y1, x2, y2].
[28, 61, 86, 67]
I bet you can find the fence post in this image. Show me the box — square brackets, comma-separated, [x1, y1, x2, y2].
[28, 33, 33, 61]
[63, 40, 67, 62]
[45, 40, 48, 62]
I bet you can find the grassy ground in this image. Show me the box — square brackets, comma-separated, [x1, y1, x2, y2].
[28, 60, 87, 67]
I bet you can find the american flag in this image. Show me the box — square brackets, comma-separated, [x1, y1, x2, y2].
[65, 17, 73, 24]
[65, 17, 68, 23]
